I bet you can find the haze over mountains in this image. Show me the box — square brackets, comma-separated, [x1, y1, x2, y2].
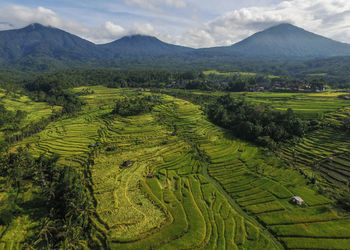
[1, 22, 350, 71]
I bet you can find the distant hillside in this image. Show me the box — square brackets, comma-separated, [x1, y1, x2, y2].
[228, 23, 350, 58]
[99, 35, 194, 58]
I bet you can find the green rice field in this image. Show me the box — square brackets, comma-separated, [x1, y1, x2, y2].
[1, 86, 350, 249]
[187, 90, 350, 119]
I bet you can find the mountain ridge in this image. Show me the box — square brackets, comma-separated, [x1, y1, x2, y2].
[1, 22, 350, 71]
[98, 34, 194, 58]
[0, 23, 99, 62]
[226, 23, 350, 58]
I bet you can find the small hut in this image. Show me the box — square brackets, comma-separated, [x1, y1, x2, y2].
[291, 196, 304, 206]
[121, 160, 134, 168]
[147, 173, 154, 178]
[88, 143, 96, 148]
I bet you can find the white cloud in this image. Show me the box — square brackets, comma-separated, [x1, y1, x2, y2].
[124, 0, 186, 11]
[180, 0, 350, 48]
[0, 4, 160, 44]
[104, 21, 125, 36]
[132, 22, 156, 35]
[0, 5, 63, 28]
[162, 0, 186, 8]
[127, 22, 175, 43]
[125, 0, 159, 12]
[1, 1, 350, 48]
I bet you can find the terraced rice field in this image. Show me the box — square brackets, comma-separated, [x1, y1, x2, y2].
[239, 92, 350, 119]
[0, 89, 60, 126]
[0, 89, 60, 142]
[88, 94, 275, 249]
[164, 94, 350, 249]
[186, 90, 350, 119]
[12, 110, 105, 167]
[281, 128, 350, 188]
[3, 86, 350, 249]
[279, 107, 350, 192]
[6, 88, 276, 249]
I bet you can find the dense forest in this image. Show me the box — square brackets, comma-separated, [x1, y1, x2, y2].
[0, 150, 92, 248]
[0, 104, 27, 129]
[205, 95, 313, 149]
[24, 77, 84, 114]
[8, 67, 337, 95]
[0, 104, 27, 152]
[2, 53, 350, 88]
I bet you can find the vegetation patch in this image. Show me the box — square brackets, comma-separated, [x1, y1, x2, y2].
[205, 94, 307, 149]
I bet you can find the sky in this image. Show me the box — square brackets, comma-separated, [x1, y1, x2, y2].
[0, 0, 350, 48]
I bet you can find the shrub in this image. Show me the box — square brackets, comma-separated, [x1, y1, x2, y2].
[112, 95, 161, 116]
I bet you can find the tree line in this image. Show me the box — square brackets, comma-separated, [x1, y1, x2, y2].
[20, 68, 334, 93]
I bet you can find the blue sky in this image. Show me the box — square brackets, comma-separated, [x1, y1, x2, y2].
[0, 0, 350, 48]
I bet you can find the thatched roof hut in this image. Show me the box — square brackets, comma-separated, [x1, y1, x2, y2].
[291, 196, 304, 206]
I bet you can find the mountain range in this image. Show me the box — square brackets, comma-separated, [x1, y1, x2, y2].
[1, 23, 350, 71]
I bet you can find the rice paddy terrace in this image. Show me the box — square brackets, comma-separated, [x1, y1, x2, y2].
[280, 106, 350, 192]
[2, 86, 350, 249]
[0, 88, 60, 141]
[188, 91, 350, 119]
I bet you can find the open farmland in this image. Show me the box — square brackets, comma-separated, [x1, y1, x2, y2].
[1, 86, 350, 249]
[203, 70, 258, 77]
[203, 70, 279, 79]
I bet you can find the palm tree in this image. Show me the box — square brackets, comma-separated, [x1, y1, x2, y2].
[34, 218, 56, 250]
